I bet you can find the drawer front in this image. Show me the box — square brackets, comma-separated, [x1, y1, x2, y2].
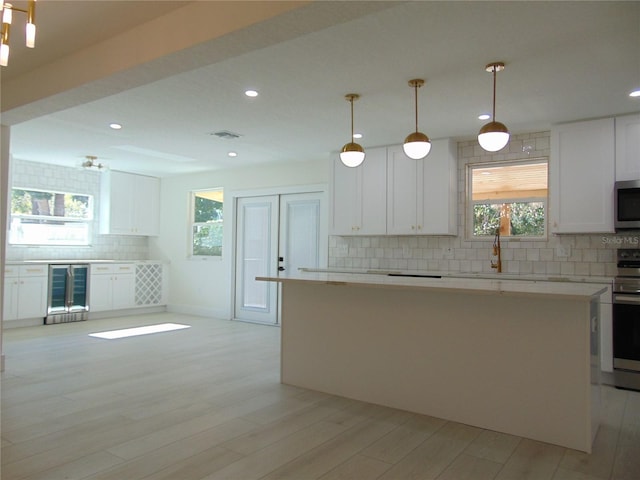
[19, 265, 48, 276]
[91, 264, 115, 275]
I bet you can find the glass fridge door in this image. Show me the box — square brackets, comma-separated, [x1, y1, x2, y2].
[70, 265, 89, 312]
[48, 265, 69, 315]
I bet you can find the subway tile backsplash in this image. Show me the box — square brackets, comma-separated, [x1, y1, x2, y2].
[6, 159, 149, 261]
[328, 131, 633, 278]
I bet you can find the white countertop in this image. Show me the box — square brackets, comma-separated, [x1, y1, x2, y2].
[258, 270, 609, 300]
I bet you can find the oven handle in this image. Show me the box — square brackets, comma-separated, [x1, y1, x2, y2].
[613, 294, 640, 305]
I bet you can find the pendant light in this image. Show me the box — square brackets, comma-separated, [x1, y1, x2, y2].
[340, 94, 365, 168]
[478, 62, 510, 152]
[403, 79, 431, 160]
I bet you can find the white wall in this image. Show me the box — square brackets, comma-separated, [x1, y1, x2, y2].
[149, 159, 328, 319]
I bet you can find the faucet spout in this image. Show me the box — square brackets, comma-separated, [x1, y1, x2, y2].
[491, 228, 502, 273]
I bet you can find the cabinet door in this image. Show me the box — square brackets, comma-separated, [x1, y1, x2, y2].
[330, 157, 359, 235]
[615, 114, 640, 181]
[112, 274, 136, 310]
[359, 147, 387, 235]
[100, 171, 135, 234]
[418, 139, 458, 235]
[387, 145, 419, 234]
[3, 278, 19, 321]
[134, 175, 160, 236]
[18, 276, 48, 319]
[90, 272, 113, 312]
[550, 118, 615, 233]
[330, 149, 387, 235]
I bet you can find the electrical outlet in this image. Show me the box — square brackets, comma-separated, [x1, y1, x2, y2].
[442, 247, 453, 259]
[402, 245, 410, 257]
[338, 244, 348, 256]
[556, 244, 571, 258]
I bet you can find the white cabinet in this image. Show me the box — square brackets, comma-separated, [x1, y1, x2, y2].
[615, 113, 640, 181]
[550, 118, 615, 233]
[89, 264, 135, 312]
[386, 139, 457, 235]
[100, 171, 160, 236]
[3, 265, 48, 321]
[330, 147, 387, 235]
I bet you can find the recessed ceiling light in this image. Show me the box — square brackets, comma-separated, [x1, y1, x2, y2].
[478, 114, 491, 121]
[109, 123, 122, 130]
[245, 90, 258, 97]
[228, 151, 237, 157]
[353, 133, 363, 139]
[630, 89, 640, 98]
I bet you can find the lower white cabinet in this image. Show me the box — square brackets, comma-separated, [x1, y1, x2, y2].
[3, 265, 48, 321]
[90, 264, 136, 312]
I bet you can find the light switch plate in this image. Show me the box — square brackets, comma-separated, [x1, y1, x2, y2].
[556, 244, 571, 258]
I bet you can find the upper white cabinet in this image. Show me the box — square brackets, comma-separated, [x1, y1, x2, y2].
[330, 147, 387, 235]
[100, 171, 160, 236]
[550, 118, 615, 234]
[387, 139, 457, 235]
[615, 113, 640, 181]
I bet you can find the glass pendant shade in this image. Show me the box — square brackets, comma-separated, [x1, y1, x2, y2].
[0, 43, 8, 66]
[478, 62, 509, 153]
[477, 121, 510, 152]
[25, 22, 35, 47]
[340, 94, 365, 167]
[340, 142, 365, 168]
[403, 131, 431, 160]
[403, 78, 431, 160]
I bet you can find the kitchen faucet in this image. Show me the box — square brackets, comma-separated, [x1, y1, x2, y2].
[491, 228, 502, 273]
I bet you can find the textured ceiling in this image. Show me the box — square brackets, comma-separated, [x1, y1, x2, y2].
[3, 1, 639, 177]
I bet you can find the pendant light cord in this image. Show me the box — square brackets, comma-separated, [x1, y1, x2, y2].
[414, 83, 419, 133]
[350, 97, 355, 140]
[492, 65, 497, 121]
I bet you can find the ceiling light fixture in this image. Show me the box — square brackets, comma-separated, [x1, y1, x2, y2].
[109, 123, 122, 130]
[245, 90, 258, 97]
[340, 94, 365, 168]
[403, 79, 431, 160]
[478, 114, 491, 120]
[0, 0, 36, 67]
[82, 155, 106, 171]
[630, 89, 640, 98]
[228, 151, 237, 157]
[478, 62, 510, 152]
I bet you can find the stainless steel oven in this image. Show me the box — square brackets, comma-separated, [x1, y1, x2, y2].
[613, 249, 640, 391]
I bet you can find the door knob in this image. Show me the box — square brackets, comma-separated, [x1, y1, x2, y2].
[278, 266, 285, 271]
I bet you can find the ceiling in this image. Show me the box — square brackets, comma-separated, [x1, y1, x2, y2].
[2, 1, 639, 178]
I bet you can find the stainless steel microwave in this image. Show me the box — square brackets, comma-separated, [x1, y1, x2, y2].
[615, 180, 640, 230]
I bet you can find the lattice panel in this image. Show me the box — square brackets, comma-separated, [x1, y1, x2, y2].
[136, 264, 163, 306]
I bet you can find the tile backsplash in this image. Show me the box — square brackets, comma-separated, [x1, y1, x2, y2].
[328, 131, 635, 278]
[6, 159, 149, 261]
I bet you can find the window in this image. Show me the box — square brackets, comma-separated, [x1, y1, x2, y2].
[191, 189, 223, 257]
[10, 188, 93, 246]
[468, 159, 548, 238]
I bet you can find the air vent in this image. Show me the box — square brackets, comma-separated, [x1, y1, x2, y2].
[210, 130, 243, 140]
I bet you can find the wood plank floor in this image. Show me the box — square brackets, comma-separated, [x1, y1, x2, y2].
[1, 312, 639, 480]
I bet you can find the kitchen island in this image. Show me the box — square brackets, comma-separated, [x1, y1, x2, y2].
[258, 271, 605, 453]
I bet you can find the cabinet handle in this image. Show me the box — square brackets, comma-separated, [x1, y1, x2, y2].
[411, 225, 415, 230]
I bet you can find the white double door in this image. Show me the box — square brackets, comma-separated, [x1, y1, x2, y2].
[234, 192, 326, 324]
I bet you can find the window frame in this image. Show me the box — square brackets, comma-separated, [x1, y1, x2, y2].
[189, 188, 224, 259]
[466, 157, 549, 241]
[9, 187, 94, 246]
